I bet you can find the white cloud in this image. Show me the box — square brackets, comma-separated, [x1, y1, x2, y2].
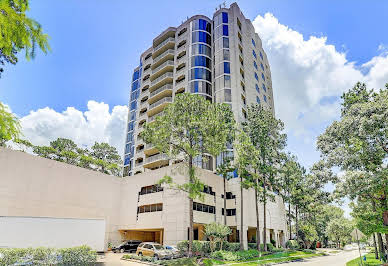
[252, 13, 388, 141]
[20, 101, 128, 154]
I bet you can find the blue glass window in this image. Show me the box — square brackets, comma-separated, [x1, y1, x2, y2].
[124, 155, 130, 165]
[260, 51, 264, 60]
[262, 84, 267, 92]
[192, 56, 211, 69]
[254, 72, 259, 81]
[252, 39, 256, 47]
[222, 12, 228, 23]
[191, 44, 212, 57]
[127, 132, 133, 142]
[256, 96, 260, 104]
[190, 81, 212, 95]
[130, 90, 139, 101]
[260, 62, 264, 71]
[261, 73, 265, 81]
[194, 19, 211, 33]
[128, 121, 135, 131]
[192, 31, 211, 45]
[190, 68, 212, 82]
[130, 101, 137, 111]
[264, 95, 267, 102]
[224, 62, 230, 74]
[131, 80, 139, 91]
[223, 25, 229, 36]
[129, 111, 136, 121]
[125, 144, 130, 154]
[132, 70, 140, 81]
[255, 84, 260, 93]
[252, 50, 257, 59]
[253, 61, 258, 70]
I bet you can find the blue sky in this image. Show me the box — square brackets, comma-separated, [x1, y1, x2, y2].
[1, 0, 388, 199]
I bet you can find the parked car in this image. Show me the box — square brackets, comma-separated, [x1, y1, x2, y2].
[136, 242, 171, 260]
[164, 245, 180, 258]
[112, 240, 142, 253]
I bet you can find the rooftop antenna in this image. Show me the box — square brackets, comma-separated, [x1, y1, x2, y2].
[223, 1, 226, 8]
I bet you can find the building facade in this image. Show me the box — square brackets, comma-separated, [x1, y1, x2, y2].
[123, 2, 274, 176]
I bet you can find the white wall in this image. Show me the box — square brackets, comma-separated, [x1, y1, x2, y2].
[0, 216, 105, 251]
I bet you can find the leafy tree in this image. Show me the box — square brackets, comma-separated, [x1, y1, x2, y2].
[0, 0, 50, 77]
[216, 155, 235, 226]
[204, 222, 232, 252]
[0, 102, 21, 146]
[140, 93, 235, 256]
[90, 142, 122, 175]
[239, 104, 286, 251]
[317, 82, 388, 259]
[298, 221, 318, 249]
[327, 218, 353, 248]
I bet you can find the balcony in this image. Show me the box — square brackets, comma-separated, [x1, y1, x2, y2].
[153, 49, 174, 68]
[147, 96, 172, 117]
[151, 60, 174, 81]
[148, 111, 164, 124]
[150, 72, 173, 92]
[143, 153, 169, 169]
[144, 143, 158, 156]
[153, 37, 175, 58]
[148, 84, 173, 104]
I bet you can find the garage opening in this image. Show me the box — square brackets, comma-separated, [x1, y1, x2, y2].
[119, 228, 164, 244]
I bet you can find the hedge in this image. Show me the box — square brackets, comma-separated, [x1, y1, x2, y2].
[0, 246, 97, 265]
[286, 240, 300, 249]
[247, 243, 275, 252]
[210, 249, 261, 261]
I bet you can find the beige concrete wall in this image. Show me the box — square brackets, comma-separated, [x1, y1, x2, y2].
[0, 148, 287, 249]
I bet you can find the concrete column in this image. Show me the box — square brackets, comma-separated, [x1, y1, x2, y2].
[242, 225, 248, 250]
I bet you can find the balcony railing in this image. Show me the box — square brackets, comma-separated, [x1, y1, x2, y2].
[154, 37, 175, 52]
[151, 72, 173, 87]
[153, 49, 174, 65]
[150, 84, 173, 98]
[138, 112, 147, 120]
[152, 60, 174, 75]
[149, 97, 172, 110]
[148, 112, 164, 123]
[145, 153, 168, 164]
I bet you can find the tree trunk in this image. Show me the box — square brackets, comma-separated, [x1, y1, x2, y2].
[263, 179, 267, 252]
[288, 203, 292, 240]
[255, 179, 261, 251]
[385, 234, 388, 254]
[372, 200, 385, 260]
[224, 176, 227, 225]
[240, 175, 244, 251]
[188, 156, 194, 257]
[295, 205, 299, 242]
[373, 233, 379, 259]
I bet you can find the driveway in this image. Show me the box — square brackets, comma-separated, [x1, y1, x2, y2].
[279, 249, 365, 266]
[96, 252, 147, 265]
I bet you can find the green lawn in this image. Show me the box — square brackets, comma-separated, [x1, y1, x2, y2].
[203, 250, 326, 266]
[346, 253, 383, 266]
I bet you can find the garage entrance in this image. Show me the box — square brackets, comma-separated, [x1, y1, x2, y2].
[119, 228, 164, 244]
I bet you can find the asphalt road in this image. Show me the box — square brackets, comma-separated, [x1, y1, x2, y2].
[97, 252, 145, 265]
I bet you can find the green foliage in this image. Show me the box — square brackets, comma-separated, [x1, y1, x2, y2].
[285, 240, 300, 249]
[0, 102, 21, 146]
[209, 249, 261, 261]
[0, 0, 50, 77]
[204, 223, 232, 252]
[29, 138, 122, 176]
[327, 218, 353, 248]
[298, 222, 318, 249]
[0, 245, 97, 265]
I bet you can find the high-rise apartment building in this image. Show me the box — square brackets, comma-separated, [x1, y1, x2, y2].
[123, 2, 275, 177]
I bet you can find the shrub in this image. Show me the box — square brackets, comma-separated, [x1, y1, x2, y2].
[286, 240, 300, 249]
[177, 240, 189, 254]
[270, 239, 276, 247]
[0, 246, 96, 265]
[209, 249, 260, 261]
[224, 242, 240, 252]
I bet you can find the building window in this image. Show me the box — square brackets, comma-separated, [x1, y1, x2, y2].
[189, 80, 212, 95]
[139, 184, 164, 195]
[252, 38, 256, 47]
[192, 31, 211, 45]
[191, 44, 212, 57]
[261, 73, 265, 81]
[221, 192, 236, 199]
[254, 72, 259, 81]
[137, 203, 163, 213]
[191, 56, 211, 69]
[264, 95, 267, 102]
[260, 51, 264, 60]
[222, 25, 229, 36]
[223, 62, 230, 74]
[262, 84, 267, 92]
[252, 50, 257, 59]
[260, 62, 264, 71]
[256, 96, 261, 104]
[193, 202, 216, 214]
[255, 84, 260, 93]
[190, 68, 212, 82]
[222, 208, 236, 216]
[253, 61, 258, 70]
[202, 185, 215, 196]
[222, 12, 228, 23]
[193, 19, 211, 33]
